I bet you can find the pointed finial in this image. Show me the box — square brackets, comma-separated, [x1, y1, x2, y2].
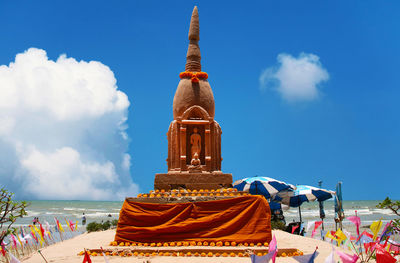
[185, 6, 201, 72]
[188, 6, 200, 41]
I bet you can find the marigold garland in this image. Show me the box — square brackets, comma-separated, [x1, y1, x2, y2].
[179, 71, 208, 83]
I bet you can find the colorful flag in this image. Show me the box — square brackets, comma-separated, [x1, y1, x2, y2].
[307, 248, 318, 263]
[268, 235, 278, 263]
[336, 250, 358, 263]
[9, 252, 21, 263]
[75, 220, 79, 231]
[335, 228, 347, 245]
[102, 252, 110, 263]
[307, 221, 316, 232]
[346, 216, 361, 237]
[311, 221, 323, 238]
[370, 220, 382, 241]
[324, 246, 335, 263]
[291, 225, 299, 234]
[325, 231, 338, 241]
[375, 244, 396, 263]
[379, 221, 392, 242]
[82, 250, 92, 263]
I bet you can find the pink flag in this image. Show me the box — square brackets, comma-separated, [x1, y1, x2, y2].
[291, 225, 299, 234]
[268, 235, 278, 263]
[311, 221, 323, 238]
[336, 250, 359, 263]
[10, 234, 17, 248]
[346, 216, 361, 237]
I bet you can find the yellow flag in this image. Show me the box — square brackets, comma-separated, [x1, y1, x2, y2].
[370, 220, 382, 240]
[325, 231, 338, 241]
[335, 229, 347, 245]
[31, 225, 43, 246]
[75, 220, 79, 231]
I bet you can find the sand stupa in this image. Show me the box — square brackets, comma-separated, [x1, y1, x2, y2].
[113, 6, 272, 251]
[154, 6, 232, 191]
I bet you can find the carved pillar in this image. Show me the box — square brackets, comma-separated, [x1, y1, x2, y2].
[205, 124, 211, 171]
[180, 125, 187, 171]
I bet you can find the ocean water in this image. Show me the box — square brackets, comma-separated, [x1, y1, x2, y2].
[14, 199, 398, 236]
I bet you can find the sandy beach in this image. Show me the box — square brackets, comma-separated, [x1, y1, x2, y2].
[21, 229, 348, 263]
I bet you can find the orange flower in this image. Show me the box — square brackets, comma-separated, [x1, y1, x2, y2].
[222, 252, 228, 257]
[139, 252, 144, 257]
[281, 252, 287, 257]
[197, 241, 202, 246]
[150, 242, 156, 247]
[238, 243, 243, 246]
[263, 242, 269, 246]
[172, 252, 178, 257]
[164, 252, 170, 256]
[201, 252, 206, 257]
[257, 242, 262, 246]
[186, 252, 192, 257]
[183, 241, 189, 246]
[231, 241, 237, 246]
[126, 252, 133, 257]
[151, 252, 157, 256]
[131, 242, 137, 246]
[215, 252, 221, 257]
[207, 252, 213, 257]
[137, 242, 142, 246]
[170, 242, 176, 246]
[216, 241, 223, 247]
[238, 252, 244, 257]
[145, 252, 150, 257]
[191, 77, 199, 83]
[203, 241, 209, 246]
[143, 243, 149, 247]
[224, 241, 230, 246]
[105, 252, 110, 256]
[163, 242, 169, 247]
[190, 241, 196, 246]
[119, 242, 124, 246]
[230, 252, 236, 257]
[210, 242, 215, 246]
[257, 252, 263, 256]
[194, 252, 200, 257]
[244, 242, 249, 246]
[158, 252, 164, 256]
[176, 241, 182, 246]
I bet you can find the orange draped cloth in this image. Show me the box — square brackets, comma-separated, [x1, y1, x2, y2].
[115, 195, 271, 244]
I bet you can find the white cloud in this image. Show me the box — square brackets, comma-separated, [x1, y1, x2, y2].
[259, 53, 329, 102]
[0, 48, 138, 200]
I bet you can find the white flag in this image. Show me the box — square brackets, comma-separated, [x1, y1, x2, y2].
[102, 252, 110, 263]
[9, 252, 21, 263]
[307, 221, 316, 232]
[324, 246, 335, 263]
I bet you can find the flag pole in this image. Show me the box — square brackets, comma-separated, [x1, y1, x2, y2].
[38, 249, 48, 263]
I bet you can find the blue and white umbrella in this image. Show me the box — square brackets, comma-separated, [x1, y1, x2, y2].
[274, 185, 335, 223]
[276, 185, 334, 207]
[233, 176, 295, 199]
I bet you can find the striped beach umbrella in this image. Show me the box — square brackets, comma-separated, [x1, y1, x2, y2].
[233, 176, 295, 199]
[274, 185, 335, 223]
[276, 185, 334, 207]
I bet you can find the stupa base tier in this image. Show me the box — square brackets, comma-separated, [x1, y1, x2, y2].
[154, 172, 232, 190]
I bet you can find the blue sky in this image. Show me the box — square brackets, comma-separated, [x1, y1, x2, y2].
[0, 1, 399, 200]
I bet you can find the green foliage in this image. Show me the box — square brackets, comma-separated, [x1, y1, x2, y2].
[86, 220, 117, 233]
[0, 188, 29, 244]
[271, 220, 286, 230]
[377, 197, 400, 232]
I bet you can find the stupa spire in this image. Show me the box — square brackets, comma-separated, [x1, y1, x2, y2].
[185, 6, 201, 72]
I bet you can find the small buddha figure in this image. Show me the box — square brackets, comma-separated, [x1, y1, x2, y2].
[190, 127, 201, 159]
[188, 152, 202, 172]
